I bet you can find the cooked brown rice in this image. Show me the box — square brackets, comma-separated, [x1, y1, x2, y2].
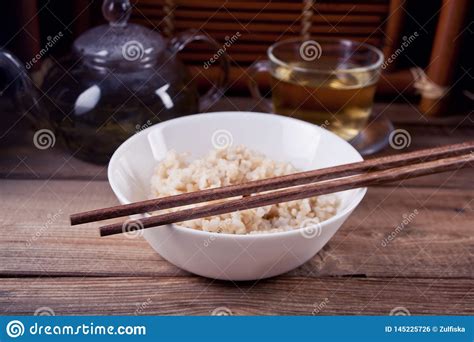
[150, 146, 339, 234]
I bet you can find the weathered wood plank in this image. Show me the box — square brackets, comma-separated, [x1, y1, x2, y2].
[0, 276, 472, 315]
[1, 180, 472, 278]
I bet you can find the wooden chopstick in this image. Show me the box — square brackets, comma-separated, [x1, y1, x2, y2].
[70, 141, 474, 226]
[99, 152, 473, 237]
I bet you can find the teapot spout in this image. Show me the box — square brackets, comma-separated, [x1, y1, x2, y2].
[0, 49, 44, 125]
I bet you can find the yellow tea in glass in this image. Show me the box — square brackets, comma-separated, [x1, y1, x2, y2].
[248, 39, 383, 141]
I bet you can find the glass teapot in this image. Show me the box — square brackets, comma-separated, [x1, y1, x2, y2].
[0, 0, 229, 163]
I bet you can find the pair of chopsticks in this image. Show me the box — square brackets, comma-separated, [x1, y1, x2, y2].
[70, 141, 474, 237]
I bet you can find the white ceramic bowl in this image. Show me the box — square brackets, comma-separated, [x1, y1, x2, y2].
[108, 112, 366, 281]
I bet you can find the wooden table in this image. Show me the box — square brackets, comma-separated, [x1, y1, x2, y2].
[1, 99, 473, 315]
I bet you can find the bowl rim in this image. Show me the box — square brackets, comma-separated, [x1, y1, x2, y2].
[108, 111, 367, 240]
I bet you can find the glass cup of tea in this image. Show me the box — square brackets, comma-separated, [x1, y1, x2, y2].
[248, 38, 386, 147]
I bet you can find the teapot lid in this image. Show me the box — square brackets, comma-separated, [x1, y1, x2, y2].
[73, 0, 165, 67]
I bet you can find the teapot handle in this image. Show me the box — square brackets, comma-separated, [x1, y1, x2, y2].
[0, 49, 45, 126]
[169, 29, 230, 111]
